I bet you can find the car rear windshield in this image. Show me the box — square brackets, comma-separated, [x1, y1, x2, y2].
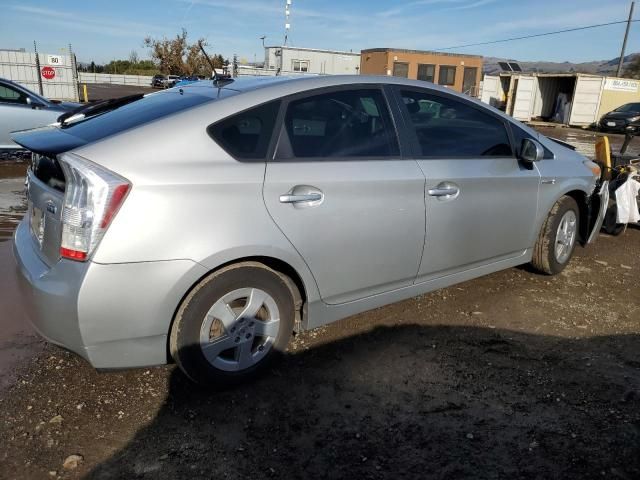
[58, 89, 231, 143]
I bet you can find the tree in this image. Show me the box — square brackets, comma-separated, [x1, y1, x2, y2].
[129, 50, 139, 64]
[144, 29, 220, 76]
[624, 55, 640, 79]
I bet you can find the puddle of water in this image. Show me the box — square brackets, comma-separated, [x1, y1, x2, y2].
[0, 162, 28, 243]
[0, 162, 39, 393]
[536, 127, 637, 160]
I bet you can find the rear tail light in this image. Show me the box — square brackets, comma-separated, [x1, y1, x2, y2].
[58, 153, 131, 262]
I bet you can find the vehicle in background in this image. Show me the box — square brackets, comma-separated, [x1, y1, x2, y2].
[174, 76, 201, 88]
[0, 78, 80, 152]
[598, 102, 640, 133]
[162, 75, 181, 88]
[12, 75, 606, 387]
[151, 74, 165, 88]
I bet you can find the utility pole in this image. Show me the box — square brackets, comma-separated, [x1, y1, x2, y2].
[617, 1, 635, 77]
[284, 0, 291, 46]
[34, 40, 43, 96]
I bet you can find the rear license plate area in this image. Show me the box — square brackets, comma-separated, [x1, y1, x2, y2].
[30, 204, 45, 248]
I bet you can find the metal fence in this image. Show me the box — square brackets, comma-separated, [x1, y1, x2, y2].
[78, 70, 278, 85]
[78, 72, 154, 86]
[0, 49, 79, 101]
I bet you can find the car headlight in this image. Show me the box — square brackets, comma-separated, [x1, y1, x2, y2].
[629, 116, 640, 122]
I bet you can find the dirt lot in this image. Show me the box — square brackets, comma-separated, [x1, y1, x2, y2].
[0, 127, 639, 479]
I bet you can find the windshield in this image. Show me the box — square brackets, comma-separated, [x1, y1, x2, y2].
[614, 103, 640, 113]
[57, 89, 232, 143]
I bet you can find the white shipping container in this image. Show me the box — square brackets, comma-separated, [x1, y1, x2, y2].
[481, 72, 629, 127]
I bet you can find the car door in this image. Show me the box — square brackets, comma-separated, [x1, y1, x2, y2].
[262, 86, 426, 305]
[0, 82, 59, 148]
[392, 87, 540, 281]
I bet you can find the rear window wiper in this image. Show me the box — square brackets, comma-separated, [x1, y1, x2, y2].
[57, 94, 145, 126]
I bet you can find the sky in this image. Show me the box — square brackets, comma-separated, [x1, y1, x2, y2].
[2, 0, 639, 65]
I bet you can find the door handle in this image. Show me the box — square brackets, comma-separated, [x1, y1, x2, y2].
[428, 186, 460, 197]
[279, 193, 323, 203]
[428, 187, 458, 197]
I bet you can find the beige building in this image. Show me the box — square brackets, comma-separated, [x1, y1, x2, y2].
[360, 48, 483, 95]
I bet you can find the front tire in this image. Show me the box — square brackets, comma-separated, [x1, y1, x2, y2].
[170, 263, 295, 387]
[531, 196, 579, 275]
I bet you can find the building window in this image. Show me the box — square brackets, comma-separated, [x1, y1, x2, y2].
[417, 64, 435, 82]
[292, 60, 309, 72]
[392, 62, 409, 78]
[438, 66, 456, 86]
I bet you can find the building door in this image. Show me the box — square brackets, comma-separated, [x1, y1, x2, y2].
[462, 67, 478, 95]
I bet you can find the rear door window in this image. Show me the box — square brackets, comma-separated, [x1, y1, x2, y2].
[278, 88, 399, 159]
[208, 100, 281, 159]
[399, 89, 513, 157]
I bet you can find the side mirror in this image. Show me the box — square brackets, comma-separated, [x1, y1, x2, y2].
[520, 138, 544, 169]
[26, 97, 45, 109]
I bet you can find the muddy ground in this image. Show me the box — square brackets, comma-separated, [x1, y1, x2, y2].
[0, 127, 639, 479]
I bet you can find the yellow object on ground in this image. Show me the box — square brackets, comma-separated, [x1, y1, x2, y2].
[82, 84, 88, 103]
[595, 136, 612, 179]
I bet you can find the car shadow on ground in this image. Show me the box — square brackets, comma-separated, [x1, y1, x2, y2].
[86, 325, 640, 480]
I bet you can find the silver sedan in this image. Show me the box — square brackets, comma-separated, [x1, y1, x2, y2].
[12, 75, 606, 386]
[0, 78, 79, 151]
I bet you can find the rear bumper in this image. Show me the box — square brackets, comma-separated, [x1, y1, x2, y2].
[13, 220, 88, 360]
[12, 220, 208, 369]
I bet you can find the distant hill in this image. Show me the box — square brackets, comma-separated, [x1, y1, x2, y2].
[483, 53, 639, 76]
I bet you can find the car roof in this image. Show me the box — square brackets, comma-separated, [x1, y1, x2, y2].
[178, 74, 494, 115]
[180, 74, 470, 99]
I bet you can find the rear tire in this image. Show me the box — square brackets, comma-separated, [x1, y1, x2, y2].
[530, 196, 579, 275]
[170, 262, 295, 387]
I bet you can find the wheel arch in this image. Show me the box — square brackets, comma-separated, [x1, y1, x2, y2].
[535, 185, 592, 247]
[561, 188, 591, 245]
[166, 253, 314, 363]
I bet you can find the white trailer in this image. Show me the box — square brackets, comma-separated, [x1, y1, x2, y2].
[264, 46, 360, 75]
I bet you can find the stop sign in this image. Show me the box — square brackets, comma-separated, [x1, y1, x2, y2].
[41, 66, 55, 80]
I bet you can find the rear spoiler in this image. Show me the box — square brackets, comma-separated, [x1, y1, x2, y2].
[10, 126, 87, 157]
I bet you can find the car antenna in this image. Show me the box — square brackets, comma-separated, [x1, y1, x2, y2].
[198, 41, 233, 88]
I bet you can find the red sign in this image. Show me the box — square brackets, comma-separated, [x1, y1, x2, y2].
[41, 66, 56, 80]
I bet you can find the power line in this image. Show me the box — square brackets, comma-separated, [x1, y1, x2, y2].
[434, 19, 640, 51]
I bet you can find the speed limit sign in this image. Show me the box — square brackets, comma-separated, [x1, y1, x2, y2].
[47, 55, 62, 65]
